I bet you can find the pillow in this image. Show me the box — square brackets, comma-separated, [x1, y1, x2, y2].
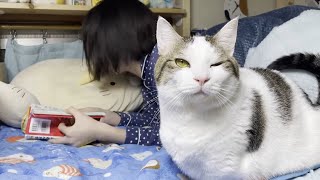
[4, 40, 83, 82]
[245, 9, 320, 104]
[0, 58, 143, 128]
[10, 59, 143, 112]
[202, 5, 317, 66]
[0, 81, 39, 127]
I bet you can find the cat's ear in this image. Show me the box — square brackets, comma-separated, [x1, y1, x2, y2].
[156, 16, 182, 56]
[213, 17, 239, 56]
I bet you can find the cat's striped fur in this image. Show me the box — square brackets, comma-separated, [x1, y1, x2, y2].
[268, 53, 320, 105]
[155, 16, 320, 180]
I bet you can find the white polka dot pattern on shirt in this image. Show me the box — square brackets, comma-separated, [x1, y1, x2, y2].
[117, 46, 161, 146]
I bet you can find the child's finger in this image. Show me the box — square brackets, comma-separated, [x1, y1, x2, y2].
[48, 136, 72, 145]
[66, 107, 84, 119]
[58, 123, 69, 135]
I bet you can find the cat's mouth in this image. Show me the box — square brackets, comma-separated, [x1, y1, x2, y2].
[193, 89, 209, 96]
[180, 86, 211, 97]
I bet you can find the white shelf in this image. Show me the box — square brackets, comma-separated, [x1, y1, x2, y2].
[0, 3, 186, 16]
[0, 0, 190, 36]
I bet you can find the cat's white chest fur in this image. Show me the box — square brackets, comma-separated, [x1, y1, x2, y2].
[159, 90, 253, 179]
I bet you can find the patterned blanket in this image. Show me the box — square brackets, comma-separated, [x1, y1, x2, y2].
[0, 125, 183, 180]
[1, 124, 320, 180]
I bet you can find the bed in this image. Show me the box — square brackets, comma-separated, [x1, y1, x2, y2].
[0, 124, 183, 180]
[1, 5, 320, 180]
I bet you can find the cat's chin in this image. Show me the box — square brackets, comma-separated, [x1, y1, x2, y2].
[183, 93, 221, 108]
[182, 91, 234, 110]
[193, 91, 210, 97]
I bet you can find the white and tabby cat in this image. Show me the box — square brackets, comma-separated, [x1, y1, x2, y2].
[155, 16, 320, 180]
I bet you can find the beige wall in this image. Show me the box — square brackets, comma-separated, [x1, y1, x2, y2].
[248, 0, 276, 16]
[0, 62, 6, 82]
[191, 0, 277, 29]
[191, 0, 225, 30]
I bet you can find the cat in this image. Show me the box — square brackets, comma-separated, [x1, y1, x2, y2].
[155, 16, 320, 180]
[267, 53, 320, 105]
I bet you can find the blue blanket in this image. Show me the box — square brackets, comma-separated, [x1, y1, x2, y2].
[0, 125, 182, 180]
[0, 124, 319, 180]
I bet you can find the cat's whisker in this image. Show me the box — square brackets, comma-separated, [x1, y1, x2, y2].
[215, 93, 228, 108]
[162, 92, 185, 110]
[217, 91, 235, 106]
[150, 92, 185, 125]
[212, 92, 223, 108]
[207, 87, 233, 98]
[215, 94, 233, 114]
[220, 84, 236, 88]
[143, 85, 158, 88]
[149, 91, 185, 123]
[218, 89, 234, 97]
[142, 90, 159, 96]
[216, 92, 235, 112]
[210, 85, 235, 94]
[137, 96, 159, 113]
[149, 107, 162, 125]
[209, 85, 236, 99]
[165, 93, 188, 120]
[163, 92, 184, 107]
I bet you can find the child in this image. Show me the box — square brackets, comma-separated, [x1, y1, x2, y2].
[49, 0, 160, 147]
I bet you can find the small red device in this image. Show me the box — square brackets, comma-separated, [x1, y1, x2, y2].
[22, 104, 105, 140]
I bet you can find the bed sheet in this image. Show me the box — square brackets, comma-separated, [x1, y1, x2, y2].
[1, 124, 320, 180]
[0, 125, 184, 180]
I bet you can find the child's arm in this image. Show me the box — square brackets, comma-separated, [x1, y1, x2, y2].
[80, 106, 161, 145]
[116, 111, 158, 127]
[49, 107, 161, 146]
[80, 101, 159, 128]
[114, 94, 159, 127]
[101, 111, 161, 146]
[123, 125, 161, 146]
[49, 107, 126, 147]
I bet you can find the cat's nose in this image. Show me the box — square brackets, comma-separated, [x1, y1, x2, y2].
[194, 77, 210, 85]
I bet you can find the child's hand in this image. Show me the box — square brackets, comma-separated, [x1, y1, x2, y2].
[79, 107, 121, 126]
[49, 107, 103, 147]
[49, 107, 125, 147]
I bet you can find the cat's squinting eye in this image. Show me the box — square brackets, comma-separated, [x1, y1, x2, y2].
[175, 58, 190, 68]
[210, 61, 224, 68]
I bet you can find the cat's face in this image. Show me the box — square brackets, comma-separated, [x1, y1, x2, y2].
[155, 17, 240, 109]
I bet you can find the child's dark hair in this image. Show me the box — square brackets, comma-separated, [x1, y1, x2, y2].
[82, 0, 157, 80]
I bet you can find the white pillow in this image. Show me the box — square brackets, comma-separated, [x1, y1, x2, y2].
[11, 59, 143, 112]
[245, 10, 320, 104]
[0, 58, 143, 127]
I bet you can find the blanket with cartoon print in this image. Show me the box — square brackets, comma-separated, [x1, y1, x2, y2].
[1, 124, 320, 180]
[0, 125, 184, 180]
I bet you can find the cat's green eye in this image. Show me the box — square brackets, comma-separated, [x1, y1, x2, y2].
[175, 58, 190, 68]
